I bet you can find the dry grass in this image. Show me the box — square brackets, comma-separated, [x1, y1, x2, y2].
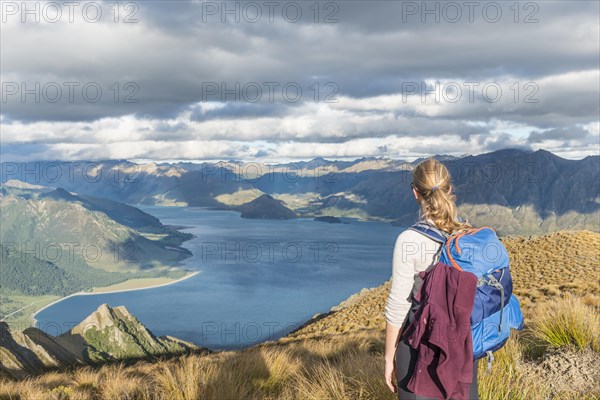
[1, 327, 597, 400]
[0, 332, 397, 400]
[152, 355, 205, 400]
[477, 333, 552, 400]
[1, 230, 599, 400]
[500, 230, 600, 313]
[527, 293, 600, 353]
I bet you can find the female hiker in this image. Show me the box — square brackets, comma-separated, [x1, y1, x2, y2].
[383, 158, 479, 400]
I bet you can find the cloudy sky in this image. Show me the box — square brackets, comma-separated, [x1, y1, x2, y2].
[1, 0, 599, 162]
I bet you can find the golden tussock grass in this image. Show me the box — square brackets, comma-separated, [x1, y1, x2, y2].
[1, 326, 597, 399]
[477, 333, 552, 400]
[527, 292, 600, 353]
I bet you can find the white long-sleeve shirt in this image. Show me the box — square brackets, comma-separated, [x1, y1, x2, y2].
[384, 227, 445, 328]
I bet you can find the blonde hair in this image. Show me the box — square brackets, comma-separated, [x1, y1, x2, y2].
[412, 158, 472, 235]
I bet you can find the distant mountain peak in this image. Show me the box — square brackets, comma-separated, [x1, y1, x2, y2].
[63, 303, 200, 363]
[481, 148, 536, 159]
[70, 304, 139, 337]
[305, 156, 327, 164]
[0, 304, 203, 377]
[532, 148, 562, 159]
[39, 187, 80, 202]
[411, 154, 461, 165]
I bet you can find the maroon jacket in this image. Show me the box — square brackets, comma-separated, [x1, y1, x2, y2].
[401, 261, 477, 400]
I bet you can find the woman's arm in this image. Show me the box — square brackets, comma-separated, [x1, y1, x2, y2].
[383, 230, 419, 392]
[384, 321, 402, 392]
[385, 231, 418, 329]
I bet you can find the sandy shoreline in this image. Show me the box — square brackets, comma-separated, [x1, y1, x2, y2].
[31, 270, 200, 327]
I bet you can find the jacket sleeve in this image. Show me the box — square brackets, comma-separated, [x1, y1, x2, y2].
[385, 230, 418, 328]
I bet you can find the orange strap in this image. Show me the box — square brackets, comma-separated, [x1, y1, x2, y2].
[445, 238, 463, 271]
[444, 226, 495, 271]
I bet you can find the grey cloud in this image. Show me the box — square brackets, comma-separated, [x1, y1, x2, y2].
[189, 102, 291, 122]
[528, 126, 599, 146]
[2, 1, 598, 123]
[254, 149, 273, 157]
[0, 142, 54, 163]
[480, 132, 532, 152]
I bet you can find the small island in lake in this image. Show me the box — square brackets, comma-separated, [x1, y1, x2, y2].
[237, 194, 298, 220]
[314, 215, 343, 224]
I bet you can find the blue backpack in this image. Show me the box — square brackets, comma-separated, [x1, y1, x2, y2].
[409, 222, 524, 372]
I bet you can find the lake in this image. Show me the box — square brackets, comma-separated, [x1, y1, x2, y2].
[35, 206, 405, 350]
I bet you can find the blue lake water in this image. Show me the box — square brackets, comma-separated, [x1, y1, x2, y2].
[35, 206, 405, 350]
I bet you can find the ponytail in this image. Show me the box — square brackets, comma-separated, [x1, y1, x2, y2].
[412, 158, 472, 234]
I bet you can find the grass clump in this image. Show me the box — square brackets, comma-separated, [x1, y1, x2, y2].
[477, 333, 551, 400]
[528, 293, 600, 352]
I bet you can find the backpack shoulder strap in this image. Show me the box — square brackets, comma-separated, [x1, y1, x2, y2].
[407, 222, 449, 244]
[408, 222, 450, 264]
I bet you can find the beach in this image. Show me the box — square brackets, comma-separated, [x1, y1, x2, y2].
[88, 272, 200, 293]
[6, 271, 200, 329]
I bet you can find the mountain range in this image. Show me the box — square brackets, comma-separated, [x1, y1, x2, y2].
[2, 149, 597, 235]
